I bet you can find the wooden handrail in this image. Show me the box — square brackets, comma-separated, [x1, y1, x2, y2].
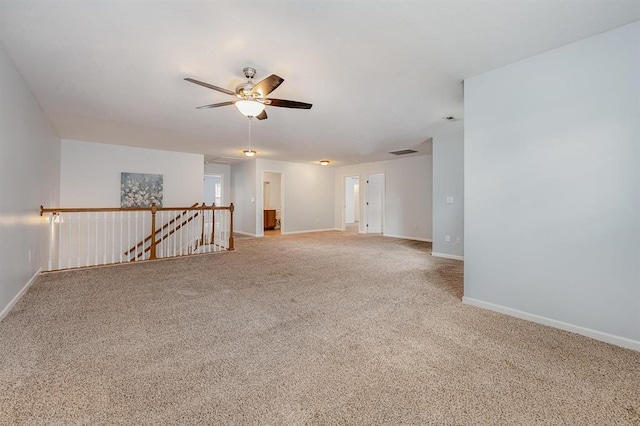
[40, 204, 233, 215]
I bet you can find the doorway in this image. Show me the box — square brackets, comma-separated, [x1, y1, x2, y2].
[344, 176, 360, 233]
[365, 172, 384, 234]
[262, 171, 283, 236]
[203, 174, 223, 206]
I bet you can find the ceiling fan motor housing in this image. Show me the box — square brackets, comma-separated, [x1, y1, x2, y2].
[243, 67, 257, 79]
[237, 67, 259, 97]
[236, 81, 257, 97]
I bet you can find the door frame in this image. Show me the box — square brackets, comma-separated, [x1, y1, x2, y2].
[364, 171, 385, 234]
[203, 173, 224, 206]
[260, 170, 285, 237]
[342, 175, 360, 231]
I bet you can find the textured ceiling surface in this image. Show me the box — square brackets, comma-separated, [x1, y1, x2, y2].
[1, 1, 638, 165]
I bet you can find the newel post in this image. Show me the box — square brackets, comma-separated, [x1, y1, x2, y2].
[150, 203, 157, 260]
[200, 202, 206, 245]
[228, 203, 235, 251]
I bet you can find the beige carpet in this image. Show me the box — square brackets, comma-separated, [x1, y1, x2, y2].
[1, 231, 638, 425]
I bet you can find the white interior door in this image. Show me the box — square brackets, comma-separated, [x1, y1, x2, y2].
[366, 173, 384, 233]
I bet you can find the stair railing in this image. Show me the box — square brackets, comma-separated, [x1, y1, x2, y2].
[129, 204, 203, 261]
[39, 203, 234, 272]
[124, 202, 199, 260]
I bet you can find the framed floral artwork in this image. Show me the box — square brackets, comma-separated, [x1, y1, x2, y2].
[120, 173, 163, 208]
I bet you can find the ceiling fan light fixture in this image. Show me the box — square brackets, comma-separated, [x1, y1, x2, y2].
[243, 149, 256, 158]
[320, 160, 330, 166]
[235, 100, 265, 117]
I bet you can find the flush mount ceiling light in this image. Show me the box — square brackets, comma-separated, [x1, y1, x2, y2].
[235, 100, 265, 118]
[319, 160, 330, 166]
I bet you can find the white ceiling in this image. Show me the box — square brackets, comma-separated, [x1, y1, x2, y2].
[1, 1, 638, 166]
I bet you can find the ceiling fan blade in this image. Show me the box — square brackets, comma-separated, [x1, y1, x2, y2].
[256, 110, 268, 120]
[251, 74, 284, 97]
[265, 98, 312, 109]
[196, 101, 236, 109]
[184, 78, 236, 96]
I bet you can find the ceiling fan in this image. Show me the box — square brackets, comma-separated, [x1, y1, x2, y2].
[184, 67, 312, 120]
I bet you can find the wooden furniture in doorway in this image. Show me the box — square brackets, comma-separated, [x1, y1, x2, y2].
[264, 209, 276, 230]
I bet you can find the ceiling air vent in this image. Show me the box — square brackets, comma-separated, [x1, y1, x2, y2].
[389, 149, 418, 156]
[209, 156, 245, 164]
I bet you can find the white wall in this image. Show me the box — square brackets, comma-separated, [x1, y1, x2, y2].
[60, 139, 203, 207]
[334, 155, 433, 241]
[432, 132, 464, 259]
[464, 22, 639, 350]
[256, 159, 335, 235]
[204, 162, 231, 205]
[0, 43, 60, 318]
[230, 159, 257, 235]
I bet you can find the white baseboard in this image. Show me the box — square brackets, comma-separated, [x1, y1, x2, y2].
[0, 268, 41, 322]
[383, 233, 432, 243]
[432, 252, 464, 261]
[462, 297, 640, 352]
[281, 228, 340, 235]
[233, 230, 258, 237]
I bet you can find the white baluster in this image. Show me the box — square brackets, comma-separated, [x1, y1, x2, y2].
[135, 211, 139, 261]
[172, 211, 176, 257]
[127, 211, 131, 262]
[207, 209, 212, 252]
[188, 210, 191, 253]
[214, 210, 218, 251]
[111, 211, 115, 264]
[209, 209, 213, 251]
[221, 210, 224, 251]
[160, 210, 165, 258]
[48, 214, 53, 271]
[142, 210, 146, 260]
[216, 210, 220, 251]
[179, 210, 183, 255]
[213, 210, 217, 251]
[86, 212, 90, 267]
[119, 211, 123, 263]
[163, 210, 168, 258]
[206, 209, 210, 252]
[224, 210, 229, 250]
[220, 210, 225, 250]
[103, 211, 107, 265]
[56, 214, 61, 270]
[94, 212, 99, 266]
[67, 214, 72, 268]
[217, 210, 220, 251]
[219, 210, 222, 250]
[77, 213, 81, 267]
